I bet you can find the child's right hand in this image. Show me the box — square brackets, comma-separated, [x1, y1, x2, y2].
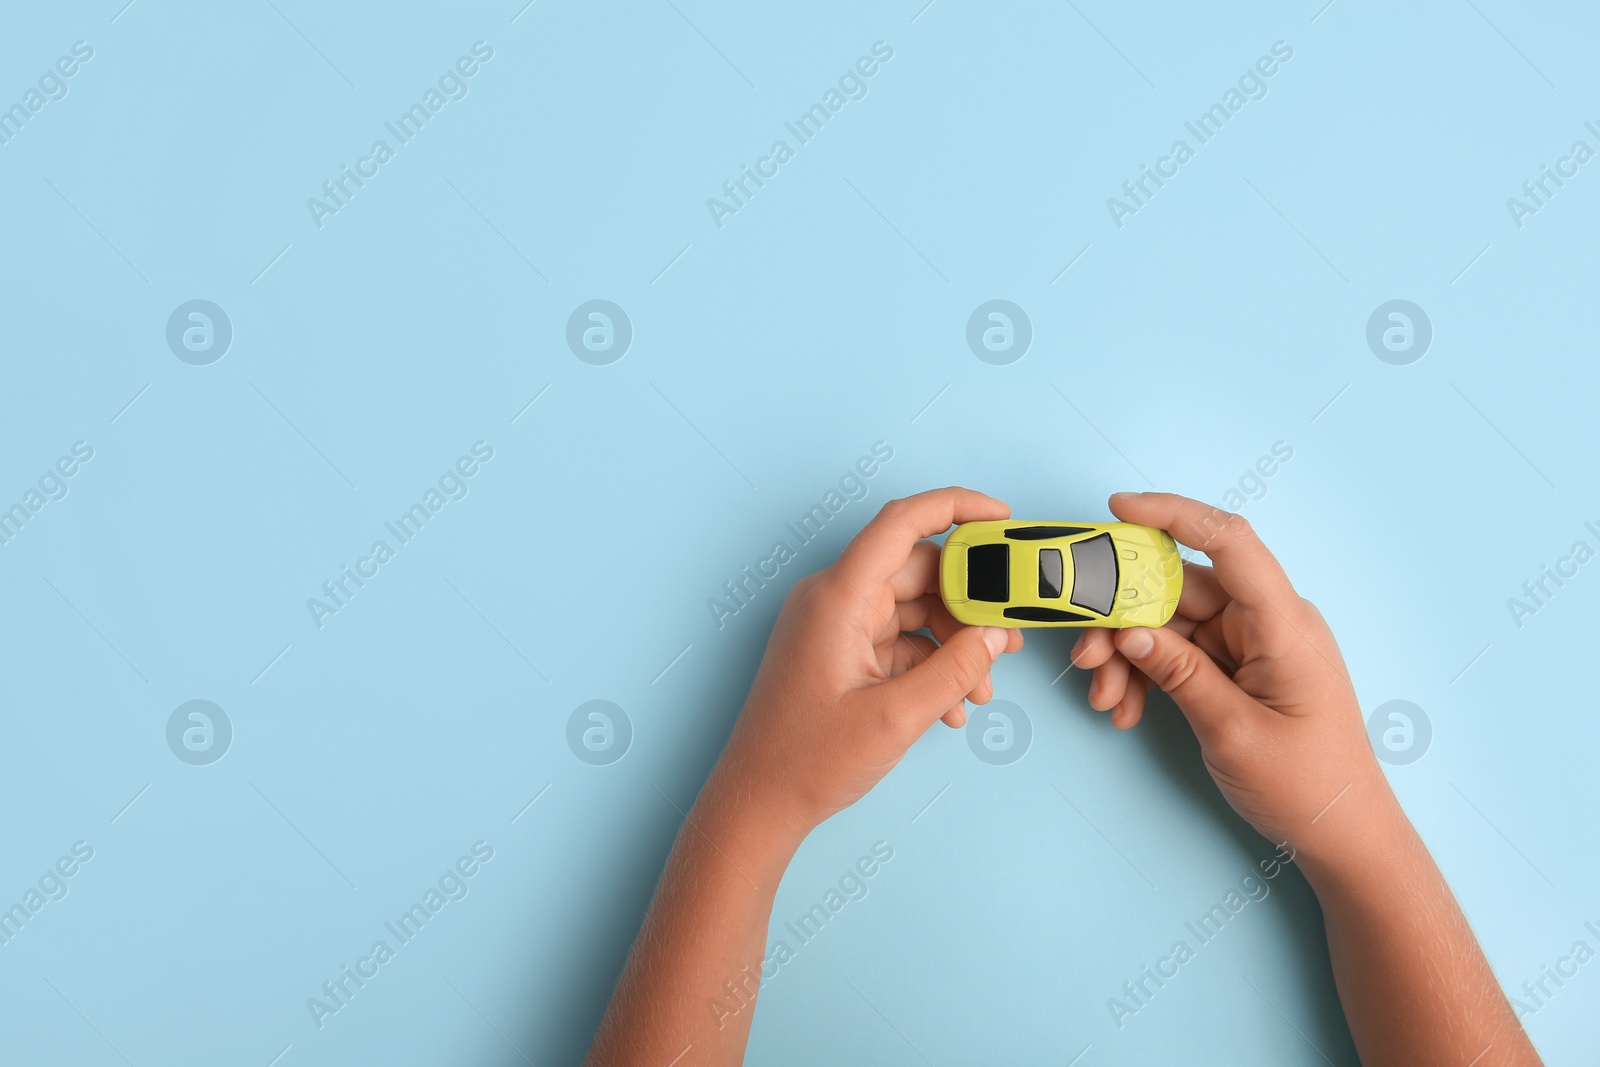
[1070, 492, 1396, 867]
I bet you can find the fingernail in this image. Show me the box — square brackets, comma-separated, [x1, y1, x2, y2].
[1118, 627, 1155, 658]
[981, 626, 1008, 659]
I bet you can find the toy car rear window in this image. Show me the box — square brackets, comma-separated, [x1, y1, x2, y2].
[1069, 534, 1119, 616]
[1038, 548, 1064, 598]
[967, 543, 1009, 602]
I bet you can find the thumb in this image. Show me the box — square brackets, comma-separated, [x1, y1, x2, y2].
[874, 625, 1008, 734]
[1113, 626, 1255, 742]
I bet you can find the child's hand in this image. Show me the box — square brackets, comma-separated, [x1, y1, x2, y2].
[713, 487, 1024, 837]
[1070, 492, 1386, 860]
[597, 489, 1542, 1067]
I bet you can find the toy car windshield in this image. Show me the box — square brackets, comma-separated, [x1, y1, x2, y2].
[1069, 533, 1118, 616]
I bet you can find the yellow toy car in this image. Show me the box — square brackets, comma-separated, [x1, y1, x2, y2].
[940, 521, 1182, 628]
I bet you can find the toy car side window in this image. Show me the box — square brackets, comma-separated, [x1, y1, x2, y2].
[1004, 525, 1092, 540]
[1004, 606, 1094, 623]
[967, 543, 1010, 602]
[1068, 533, 1119, 616]
[1038, 548, 1064, 598]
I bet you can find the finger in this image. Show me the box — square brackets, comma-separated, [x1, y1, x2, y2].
[941, 702, 968, 729]
[1110, 672, 1149, 730]
[891, 633, 940, 678]
[1113, 626, 1258, 742]
[1165, 614, 1199, 640]
[1176, 561, 1230, 621]
[895, 593, 948, 636]
[1189, 615, 1238, 673]
[1108, 492, 1297, 613]
[888, 539, 942, 604]
[923, 600, 966, 648]
[1089, 651, 1130, 712]
[969, 669, 995, 705]
[1071, 628, 1116, 670]
[835, 487, 1009, 590]
[902, 594, 1022, 654]
[903, 602, 1017, 712]
[865, 624, 1009, 737]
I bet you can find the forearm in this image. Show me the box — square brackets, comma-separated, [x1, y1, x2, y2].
[586, 770, 806, 1066]
[1300, 792, 1542, 1067]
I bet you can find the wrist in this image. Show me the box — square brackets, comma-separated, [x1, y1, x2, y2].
[692, 764, 811, 891]
[1290, 776, 1418, 898]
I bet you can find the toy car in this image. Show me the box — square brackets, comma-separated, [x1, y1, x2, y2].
[940, 521, 1182, 628]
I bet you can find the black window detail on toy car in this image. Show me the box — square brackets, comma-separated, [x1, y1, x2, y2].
[1004, 525, 1093, 540]
[967, 543, 1010, 602]
[1004, 606, 1094, 623]
[1039, 548, 1064, 599]
[1069, 533, 1119, 616]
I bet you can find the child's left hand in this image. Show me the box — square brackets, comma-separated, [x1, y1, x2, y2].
[711, 487, 1023, 837]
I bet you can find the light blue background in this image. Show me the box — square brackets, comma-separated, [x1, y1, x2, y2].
[2, 1, 1597, 1064]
